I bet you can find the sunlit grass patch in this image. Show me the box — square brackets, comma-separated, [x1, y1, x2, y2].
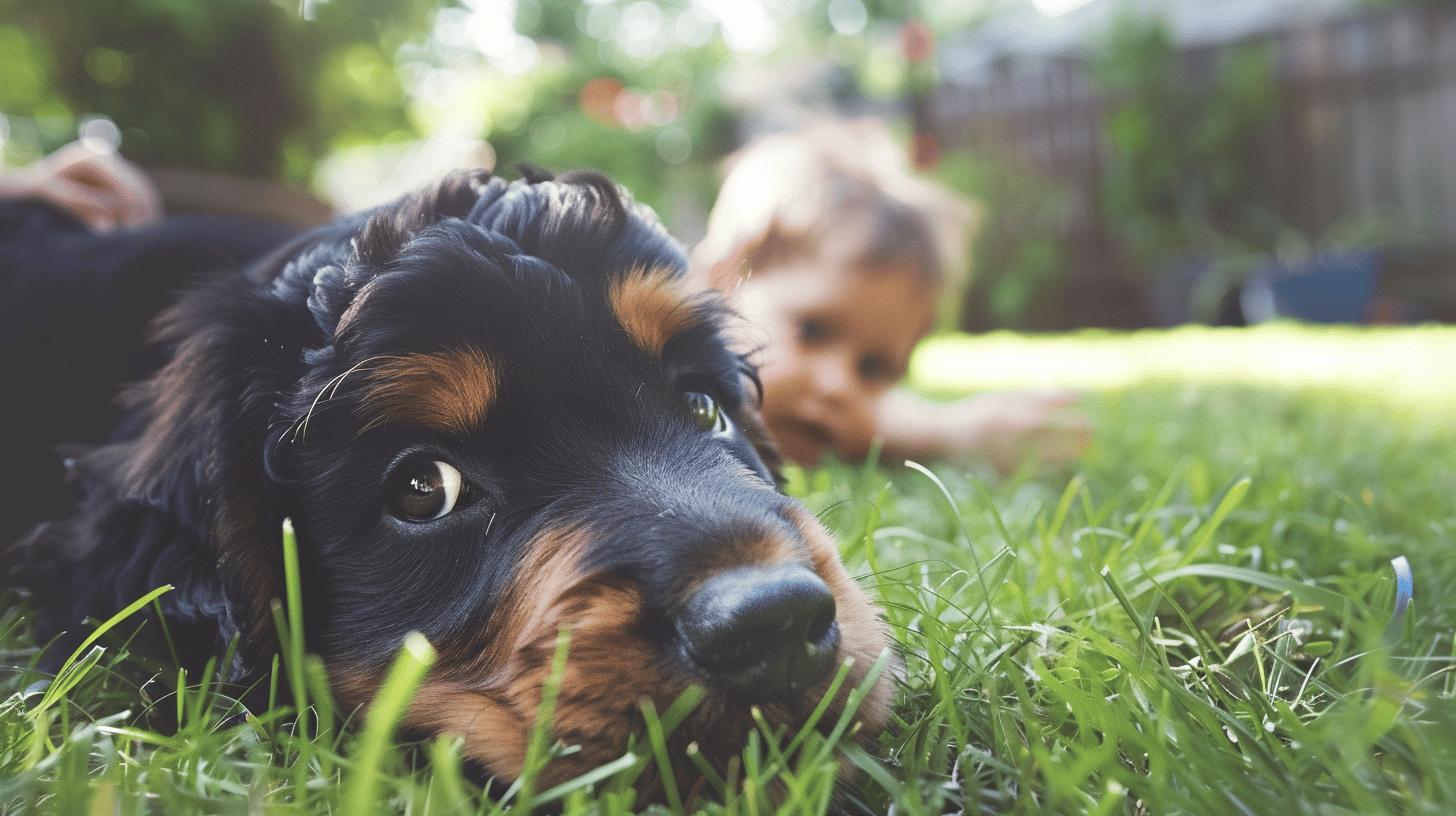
[3, 325, 1454, 813]
[913, 323, 1456, 411]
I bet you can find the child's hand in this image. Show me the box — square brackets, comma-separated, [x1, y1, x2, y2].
[940, 389, 1093, 474]
[0, 141, 162, 232]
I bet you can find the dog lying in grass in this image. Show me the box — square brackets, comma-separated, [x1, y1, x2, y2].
[9, 168, 892, 791]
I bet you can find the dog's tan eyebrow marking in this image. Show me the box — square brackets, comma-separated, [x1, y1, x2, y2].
[609, 265, 713, 358]
[359, 347, 499, 434]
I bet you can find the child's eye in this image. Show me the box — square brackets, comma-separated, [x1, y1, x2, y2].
[857, 355, 896, 384]
[798, 319, 831, 345]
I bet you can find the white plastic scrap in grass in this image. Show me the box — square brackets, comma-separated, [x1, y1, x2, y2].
[1385, 555, 1414, 641]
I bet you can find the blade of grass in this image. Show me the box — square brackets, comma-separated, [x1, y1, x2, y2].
[341, 631, 436, 815]
[29, 584, 173, 720]
[905, 461, 999, 632]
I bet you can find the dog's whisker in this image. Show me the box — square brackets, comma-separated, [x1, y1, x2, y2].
[293, 354, 400, 443]
[325, 354, 404, 400]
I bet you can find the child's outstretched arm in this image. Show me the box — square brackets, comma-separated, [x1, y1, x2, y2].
[875, 387, 1093, 473]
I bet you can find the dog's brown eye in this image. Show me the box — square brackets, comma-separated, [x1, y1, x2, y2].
[685, 391, 729, 435]
[387, 459, 465, 522]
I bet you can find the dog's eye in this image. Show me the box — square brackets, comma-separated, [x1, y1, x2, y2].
[685, 391, 730, 435]
[387, 459, 465, 522]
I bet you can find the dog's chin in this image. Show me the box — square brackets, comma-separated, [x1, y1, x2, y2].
[396, 672, 884, 792]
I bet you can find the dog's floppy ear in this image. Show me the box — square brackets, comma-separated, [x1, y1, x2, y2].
[12, 270, 320, 679]
[114, 273, 321, 674]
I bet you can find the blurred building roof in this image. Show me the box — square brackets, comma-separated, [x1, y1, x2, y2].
[942, 0, 1361, 83]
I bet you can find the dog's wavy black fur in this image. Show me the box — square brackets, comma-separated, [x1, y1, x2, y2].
[7, 168, 889, 788]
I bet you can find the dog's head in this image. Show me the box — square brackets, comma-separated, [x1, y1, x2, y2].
[52, 169, 891, 785]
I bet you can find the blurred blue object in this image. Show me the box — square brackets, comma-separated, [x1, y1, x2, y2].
[1240, 250, 1380, 324]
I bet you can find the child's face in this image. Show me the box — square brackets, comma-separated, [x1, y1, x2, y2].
[727, 257, 936, 465]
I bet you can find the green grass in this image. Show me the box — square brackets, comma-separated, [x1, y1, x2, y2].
[4, 324, 1455, 814]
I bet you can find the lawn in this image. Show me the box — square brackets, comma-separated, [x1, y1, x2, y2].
[3, 324, 1454, 814]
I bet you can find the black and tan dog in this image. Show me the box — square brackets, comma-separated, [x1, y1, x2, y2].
[10, 168, 891, 787]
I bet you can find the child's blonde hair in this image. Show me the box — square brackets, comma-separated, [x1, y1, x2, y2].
[693, 119, 974, 291]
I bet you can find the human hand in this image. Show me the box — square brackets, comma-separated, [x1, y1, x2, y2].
[941, 389, 1093, 474]
[0, 141, 162, 232]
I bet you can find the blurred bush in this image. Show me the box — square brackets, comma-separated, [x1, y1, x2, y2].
[933, 152, 1076, 331]
[1092, 14, 1280, 277]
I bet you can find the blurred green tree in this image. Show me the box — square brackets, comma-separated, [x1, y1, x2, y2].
[0, 0, 949, 227]
[3, 0, 443, 180]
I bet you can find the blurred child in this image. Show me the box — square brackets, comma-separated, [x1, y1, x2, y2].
[692, 121, 1091, 472]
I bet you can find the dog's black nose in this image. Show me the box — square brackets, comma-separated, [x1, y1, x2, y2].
[676, 564, 840, 701]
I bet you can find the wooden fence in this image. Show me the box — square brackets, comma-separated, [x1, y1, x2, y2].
[934, 5, 1456, 329]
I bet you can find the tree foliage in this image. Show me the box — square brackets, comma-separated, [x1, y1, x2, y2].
[3, 0, 446, 180]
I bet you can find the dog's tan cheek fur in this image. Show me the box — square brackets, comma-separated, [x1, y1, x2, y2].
[333, 528, 676, 785]
[787, 508, 895, 734]
[429, 583, 667, 785]
[332, 672, 531, 778]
